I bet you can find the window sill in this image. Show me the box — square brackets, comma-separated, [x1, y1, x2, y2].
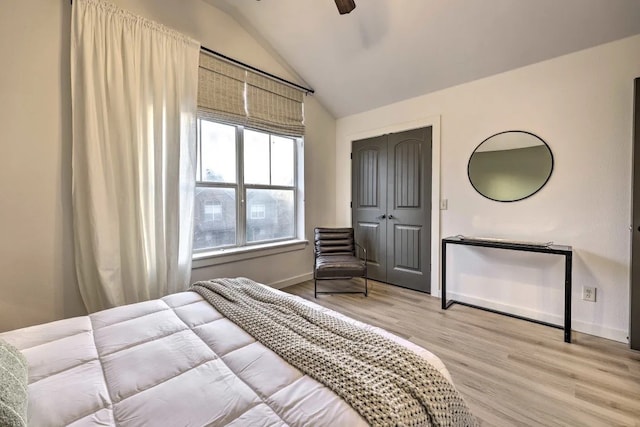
[192, 239, 309, 269]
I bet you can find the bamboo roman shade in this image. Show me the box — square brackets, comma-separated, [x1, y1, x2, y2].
[197, 52, 305, 137]
[198, 53, 246, 125]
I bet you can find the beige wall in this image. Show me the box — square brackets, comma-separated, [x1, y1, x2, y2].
[336, 35, 640, 342]
[0, 0, 82, 331]
[0, 0, 336, 331]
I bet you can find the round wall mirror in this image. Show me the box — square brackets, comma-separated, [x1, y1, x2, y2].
[468, 131, 553, 202]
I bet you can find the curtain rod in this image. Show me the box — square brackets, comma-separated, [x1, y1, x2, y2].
[201, 47, 314, 95]
[69, 0, 315, 94]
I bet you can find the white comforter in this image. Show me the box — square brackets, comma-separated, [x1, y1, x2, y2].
[0, 286, 451, 426]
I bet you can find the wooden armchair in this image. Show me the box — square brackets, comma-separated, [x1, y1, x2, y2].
[313, 227, 368, 297]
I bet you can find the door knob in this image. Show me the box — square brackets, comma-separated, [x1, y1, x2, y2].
[388, 214, 395, 219]
[379, 214, 386, 219]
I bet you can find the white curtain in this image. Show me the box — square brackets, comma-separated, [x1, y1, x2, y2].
[71, 0, 200, 312]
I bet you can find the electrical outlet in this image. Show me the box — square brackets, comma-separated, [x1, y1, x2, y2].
[582, 286, 596, 302]
[440, 199, 448, 210]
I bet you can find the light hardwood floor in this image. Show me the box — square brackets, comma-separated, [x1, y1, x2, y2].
[283, 279, 640, 427]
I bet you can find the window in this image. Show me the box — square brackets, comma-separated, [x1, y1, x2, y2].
[250, 204, 265, 220]
[194, 52, 306, 257]
[204, 201, 222, 221]
[193, 119, 300, 252]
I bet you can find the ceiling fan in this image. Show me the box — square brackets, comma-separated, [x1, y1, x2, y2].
[335, 0, 356, 14]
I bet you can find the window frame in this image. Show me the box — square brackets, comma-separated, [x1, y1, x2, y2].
[193, 118, 302, 256]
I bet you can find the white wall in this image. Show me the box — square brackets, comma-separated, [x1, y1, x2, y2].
[0, 0, 336, 331]
[336, 35, 640, 342]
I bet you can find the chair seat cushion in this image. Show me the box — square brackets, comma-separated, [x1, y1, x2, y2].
[315, 255, 366, 279]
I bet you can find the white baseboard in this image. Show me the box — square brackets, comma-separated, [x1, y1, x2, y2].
[448, 292, 628, 344]
[268, 272, 313, 290]
[570, 320, 628, 344]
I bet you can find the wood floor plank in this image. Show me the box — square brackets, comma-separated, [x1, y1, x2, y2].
[283, 280, 640, 426]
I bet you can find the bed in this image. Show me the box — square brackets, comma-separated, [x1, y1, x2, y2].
[0, 278, 473, 427]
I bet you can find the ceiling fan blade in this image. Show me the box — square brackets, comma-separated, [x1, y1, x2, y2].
[334, 0, 356, 14]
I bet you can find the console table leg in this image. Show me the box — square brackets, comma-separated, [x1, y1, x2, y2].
[441, 241, 447, 310]
[564, 253, 572, 343]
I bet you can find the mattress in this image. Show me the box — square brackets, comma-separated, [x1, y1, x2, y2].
[0, 285, 452, 426]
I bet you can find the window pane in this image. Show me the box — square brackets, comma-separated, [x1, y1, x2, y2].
[196, 133, 201, 181]
[201, 120, 236, 183]
[244, 129, 270, 185]
[246, 189, 294, 243]
[193, 187, 236, 250]
[271, 136, 294, 186]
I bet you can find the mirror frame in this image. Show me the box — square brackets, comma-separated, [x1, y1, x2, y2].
[467, 130, 554, 202]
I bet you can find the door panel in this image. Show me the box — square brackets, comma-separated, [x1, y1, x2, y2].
[393, 225, 422, 271]
[357, 222, 382, 267]
[358, 149, 380, 207]
[352, 136, 387, 282]
[394, 140, 422, 208]
[387, 127, 432, 292]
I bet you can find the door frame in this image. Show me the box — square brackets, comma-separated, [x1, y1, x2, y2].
[345, 116, 442, 297]
[631, 77, 639, 350]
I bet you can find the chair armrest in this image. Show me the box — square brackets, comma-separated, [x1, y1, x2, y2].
[354, 242, 367, 263]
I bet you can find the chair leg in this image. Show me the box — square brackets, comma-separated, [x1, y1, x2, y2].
[314, 278, 317, 298]
[364, 276, 368, 297]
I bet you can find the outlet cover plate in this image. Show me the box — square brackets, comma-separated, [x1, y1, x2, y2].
[582, 286, 596, 302]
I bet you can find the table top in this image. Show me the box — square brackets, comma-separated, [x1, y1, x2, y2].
[442, 235, 572, 254]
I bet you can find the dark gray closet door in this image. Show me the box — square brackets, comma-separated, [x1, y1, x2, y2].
[386, 127, 432, 292]
[352, 135, 388, 282]
[351, 127, 432, 292]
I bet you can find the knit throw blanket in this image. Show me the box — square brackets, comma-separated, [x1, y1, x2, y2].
[191, 278, 477, 427]
[0, 339, 28, 427]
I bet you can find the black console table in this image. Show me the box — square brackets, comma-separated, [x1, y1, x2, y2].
[441, 236, 573, 343]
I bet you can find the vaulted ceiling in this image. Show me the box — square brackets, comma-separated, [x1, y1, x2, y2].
[205, 0, 640, 118]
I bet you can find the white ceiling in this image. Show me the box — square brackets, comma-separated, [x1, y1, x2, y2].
[205, 0, 640, 118]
